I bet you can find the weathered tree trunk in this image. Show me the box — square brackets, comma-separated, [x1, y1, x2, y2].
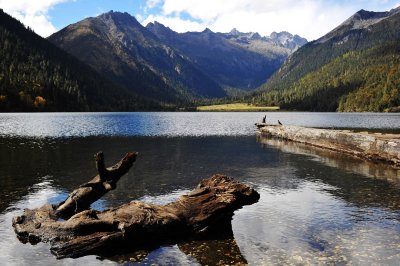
[55, 151, 138, 218]
[257, 124, 400, 168]
[12, 152, 259, 260]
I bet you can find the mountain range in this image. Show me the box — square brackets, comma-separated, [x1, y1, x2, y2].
[48, 11, 306, 104]
[252, 7, 400, 112]
[1, 7, 399, 112]
[146, 22, 306, 92]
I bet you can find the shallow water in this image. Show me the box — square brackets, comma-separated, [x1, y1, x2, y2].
[0, 112, 399, 265]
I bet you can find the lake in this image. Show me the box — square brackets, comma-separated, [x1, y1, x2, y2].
[0, 112, 400, 265]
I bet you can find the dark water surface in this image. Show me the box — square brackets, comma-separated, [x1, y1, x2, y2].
[0, 112, 399, 265]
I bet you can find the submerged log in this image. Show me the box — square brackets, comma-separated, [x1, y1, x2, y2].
[257, 125, 400, 168]
[12, 152, 259, 259]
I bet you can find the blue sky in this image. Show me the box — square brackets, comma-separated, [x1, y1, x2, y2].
[1, 0, 399, 40]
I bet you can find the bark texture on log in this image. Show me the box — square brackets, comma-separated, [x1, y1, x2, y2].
[257, 124, 400, 168]
[12, 152, 259, 260]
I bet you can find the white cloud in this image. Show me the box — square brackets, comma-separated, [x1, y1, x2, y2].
[392, 2, 400, 8]
[142, 0, 399, 40]
[147, 0, 162, 9]
[207, 1, 353, 40]
[0, 0, 69, 37]
[142, 14, 205, 33]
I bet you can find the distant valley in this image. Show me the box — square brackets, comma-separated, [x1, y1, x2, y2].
[48, 11, 305, 104]
[146, 22, 306, 93]
[1, 7, 399, 112]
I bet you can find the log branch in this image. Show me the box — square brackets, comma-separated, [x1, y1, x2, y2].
[95, 152, 108, 181]
[55, 151, 138, 219]
[12, 151, 259, 260]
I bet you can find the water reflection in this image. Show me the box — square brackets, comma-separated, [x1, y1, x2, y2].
[257, 136, 400, 182]
[0, 136, 280, 212]
[0, 181, 115, 265]
[1, 135, 400, 265]
[105, 239, 248, 266]
[1, 180, 248, 265]
[233, 183, 400, 265]
[257, 137, 400, 211]
[179, 239, 247, 265]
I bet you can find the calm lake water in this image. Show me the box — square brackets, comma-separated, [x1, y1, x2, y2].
[0, 112, 400, 265]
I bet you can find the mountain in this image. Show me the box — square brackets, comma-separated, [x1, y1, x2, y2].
[252, 7, 400, 112]
[147, 22, 307, 92]
[223, 29, 307, 54]
[49, 11, 307, 103]
[49, 11, 226, 103]
[0, 9, 157, 112]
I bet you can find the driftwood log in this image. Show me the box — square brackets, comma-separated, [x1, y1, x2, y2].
[12, 152, 259, 260]
[56, 151, 138, 218]
[256, 124, 400, 168]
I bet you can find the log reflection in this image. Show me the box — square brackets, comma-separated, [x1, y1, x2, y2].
[103, 236, 248, 265]
[257, 137, 400, 211]
[257, 136, 400, 182]
[179, 238, 247, 265]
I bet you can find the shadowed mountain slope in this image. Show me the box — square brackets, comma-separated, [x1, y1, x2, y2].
[0, 9, 158, 111]
[49, 11, 226, 103]
[147, 22, 306, 92]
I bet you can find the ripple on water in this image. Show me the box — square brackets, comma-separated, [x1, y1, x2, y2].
[232, 180, 400, 265]
[0, 112, 399, 138]
[0, 116, 400, 264]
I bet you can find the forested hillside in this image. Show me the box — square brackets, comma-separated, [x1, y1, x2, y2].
[252, 43, 400, 111]
[0, 9, 158, 111]
[250, 8, 400, 112]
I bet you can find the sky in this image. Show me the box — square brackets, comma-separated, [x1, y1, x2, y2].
[0, 0, 399, 40]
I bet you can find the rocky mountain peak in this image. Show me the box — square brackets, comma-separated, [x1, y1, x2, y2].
[98, 10, 142, 28]
[147, 21, 166, 28]
[342, 7, 400, 30]
[353, 9, 389, 21]
[146, 21, 177, 39]
[270, 31, 307, 50]
[229, 28, 240, 36]
[317, 7, 400, 44]
[202, 28, 213, 34]
[248, 32, 261, 40]
[390, 5, 400, 13]
[227, 29, 262, 40]
[146, 21, 173, 33]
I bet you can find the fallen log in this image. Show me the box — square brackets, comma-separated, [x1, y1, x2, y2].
[12, 152, 259, 260]
[257, 124, 400, 168]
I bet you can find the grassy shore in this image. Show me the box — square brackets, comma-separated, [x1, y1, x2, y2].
[197, 103, 280, 112]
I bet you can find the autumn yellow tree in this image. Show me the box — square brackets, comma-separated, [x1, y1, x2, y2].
[34, 96, 46, 108]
